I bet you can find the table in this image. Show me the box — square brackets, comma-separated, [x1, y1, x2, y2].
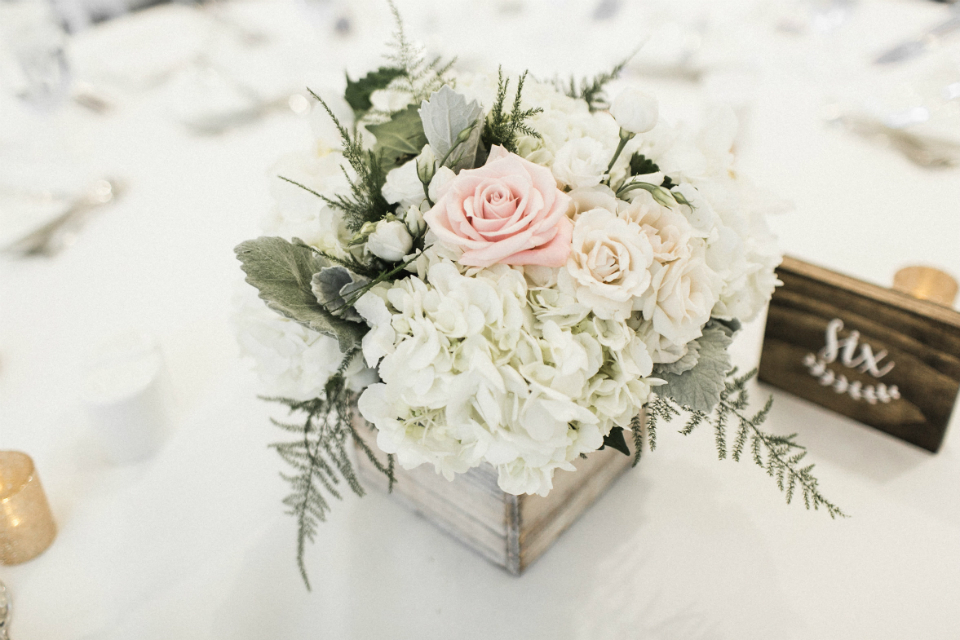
[1, 1, 959, 638]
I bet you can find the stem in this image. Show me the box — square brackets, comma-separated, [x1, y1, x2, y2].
[421, 180, 434, 208]
[606, 128, 635, 173]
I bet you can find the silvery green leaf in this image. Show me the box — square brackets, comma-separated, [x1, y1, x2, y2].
[344, 66, 404, 117]
[655, 341, 700, 376]
[711, 317, 741, 337]
[654, 326, 734, 412]
[366, 105, 428, 168]
[311, 266, 368, 323]
[235, 237, 365, 353]
[418, 85, 483, 170]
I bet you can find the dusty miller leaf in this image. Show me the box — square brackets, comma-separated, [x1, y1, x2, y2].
[344, 66, 404, 117]
[654, 325, 734, 412]
[656, 340, 701, 376]
[235, 237, 365, 353]
[365, 104, 427, 168]
[418, 85, 483, 169]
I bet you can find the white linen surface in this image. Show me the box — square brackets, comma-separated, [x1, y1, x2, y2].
[1, 0, 959, 638]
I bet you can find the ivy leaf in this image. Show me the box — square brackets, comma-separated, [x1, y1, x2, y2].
[235, 236, 365, 353]
[628, 152, 677, 189]
[365, 104, 428, 168]
[629, 152, 660, 176]
[344, 66, 404, 117]
[600, 426, 631, 456]
[654, 324, 734, 412]
[418, 85, 483, 169]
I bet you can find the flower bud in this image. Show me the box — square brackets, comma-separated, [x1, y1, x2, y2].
[367, 219, 414, 262]
[610, 88, 659, 134]
[416, 145, 437, 185]
[403, 204, 426, 236]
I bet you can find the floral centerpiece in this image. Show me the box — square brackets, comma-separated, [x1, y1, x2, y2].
[235, 3, 844, 587]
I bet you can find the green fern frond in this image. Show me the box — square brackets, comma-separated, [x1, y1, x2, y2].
[300, 89, 392, 233]
[267, 349, 396, 590]
[561, 49, 639, 111]
[640, 369, 847, 519]
[383, 0, 454, 103]
[481, 68, 543, 154]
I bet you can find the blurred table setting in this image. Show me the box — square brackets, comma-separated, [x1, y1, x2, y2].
[1, 0, 959, 638]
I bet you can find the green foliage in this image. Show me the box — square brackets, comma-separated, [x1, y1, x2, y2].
[636, 369, 847, 518]
[383, 0, 455, 104]
[482, 68, 543, 154]
[627, 153, 676, 189]
[653, 322, 734, 413]
[304, 89, 392, 233]
[601, 426, 631, 456]
[267, 351, 396, 590]
[562, 50, 637, 111]
[345, 66, 404, 118]
[365, 104, 428, 169]
[418, 85, 483, 170]
[234, 236, 366, 353]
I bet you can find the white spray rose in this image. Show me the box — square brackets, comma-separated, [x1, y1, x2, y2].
[382, 157, 427, 211]
[561, 208, 655, 320]
[610, 88, 659, 134]
[367, 219, 414, 262]
[369, 88, 412, 113]
[640, 247, 722, 345]
[551, 137, 609, 189]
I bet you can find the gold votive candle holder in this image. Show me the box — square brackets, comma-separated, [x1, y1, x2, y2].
[893, 266, 958, 307]
[0, 451, 57, 565]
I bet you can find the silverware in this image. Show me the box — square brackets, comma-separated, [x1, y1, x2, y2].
[181, 94, 299, 136]
[2, 178, 123, 257]
[874, 13, 960, 65]
[0, 579, 10, 640]
[830, 111, 960, 167]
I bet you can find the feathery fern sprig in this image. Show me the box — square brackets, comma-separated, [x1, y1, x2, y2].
[267, 349, 396, 590]
[638, 369, 847, 518]
[381, 0, 455, 106]
[482, 68, 543, 154]
[290, 89, 391, 233]
[562, 49, 638, 111]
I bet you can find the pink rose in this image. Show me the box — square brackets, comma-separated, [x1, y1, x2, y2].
[423, 146, 573, 268]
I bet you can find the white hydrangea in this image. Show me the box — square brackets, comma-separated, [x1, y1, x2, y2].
[233, 285, 344, 401]
[357, 260, 657, 496]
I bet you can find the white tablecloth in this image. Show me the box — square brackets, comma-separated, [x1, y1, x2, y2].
[2, 1, 959, 638]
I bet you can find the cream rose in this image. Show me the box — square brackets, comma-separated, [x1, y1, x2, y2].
[639, 247, 722, 345]
[618, 189, 694, 264]
[562, 208, 654, 320]
[423, 146, 573, 268]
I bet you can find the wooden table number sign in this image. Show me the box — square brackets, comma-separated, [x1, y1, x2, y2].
[758, 256, 960, 452]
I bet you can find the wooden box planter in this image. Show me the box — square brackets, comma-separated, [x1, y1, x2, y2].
[352, 415, 636, 575]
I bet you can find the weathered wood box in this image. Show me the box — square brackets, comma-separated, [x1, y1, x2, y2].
[352, 415, 635, 575]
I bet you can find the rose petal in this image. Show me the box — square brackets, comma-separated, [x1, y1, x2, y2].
[503, 216, 573, 267]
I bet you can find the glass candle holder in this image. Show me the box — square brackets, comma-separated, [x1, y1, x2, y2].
[0, 451, 57, 565]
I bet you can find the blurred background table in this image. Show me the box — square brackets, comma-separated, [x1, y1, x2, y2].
[1, 0, 959, 638]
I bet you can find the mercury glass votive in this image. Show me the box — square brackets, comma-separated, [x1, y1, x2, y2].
[893, 266, 959, 307]
[0, 451, 57, 565]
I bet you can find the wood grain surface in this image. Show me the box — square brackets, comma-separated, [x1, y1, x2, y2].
[758, 256, 960, 452]
[352, 412, 635, 574]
